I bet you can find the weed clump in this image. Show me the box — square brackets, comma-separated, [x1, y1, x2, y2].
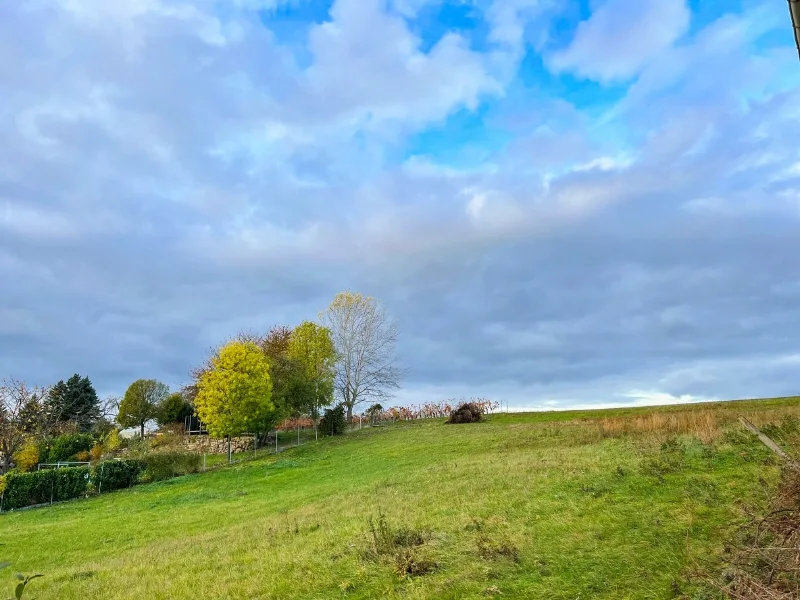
[468, 518, 520, 563]
[641, 437, 686, 482]
[448, 402, 484, 424]
[365, 510, 436, 578]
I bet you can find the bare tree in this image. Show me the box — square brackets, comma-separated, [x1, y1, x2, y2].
[320, 291, 402, 422]
[0, 379, 50, 474]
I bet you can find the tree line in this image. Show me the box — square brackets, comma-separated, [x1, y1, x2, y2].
[0, 291, 401, 472]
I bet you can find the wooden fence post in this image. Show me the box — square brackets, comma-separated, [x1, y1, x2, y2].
[739, 417, 800, 470]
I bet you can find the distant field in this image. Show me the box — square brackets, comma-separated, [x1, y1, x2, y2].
[1, 397, 798, 599]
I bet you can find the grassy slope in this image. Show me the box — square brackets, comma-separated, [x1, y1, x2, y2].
[1, 398, 798, 600]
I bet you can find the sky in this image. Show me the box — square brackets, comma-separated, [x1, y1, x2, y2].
[1, 0, 799, 411]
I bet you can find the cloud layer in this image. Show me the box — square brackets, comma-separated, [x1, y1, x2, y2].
[1, 0, 799, 409]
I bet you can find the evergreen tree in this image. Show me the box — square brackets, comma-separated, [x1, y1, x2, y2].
[46, 374, 100, 432]
[46, 379, 68, 422]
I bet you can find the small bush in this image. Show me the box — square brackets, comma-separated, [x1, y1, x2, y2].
[89, 443, 104, 462]
[45, 434, 94, 463]
[448, 402, 484, 424]
[319, 405, 347, 436]
[12, 442, 40, 473]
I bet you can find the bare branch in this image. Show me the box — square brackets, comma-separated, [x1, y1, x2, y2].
[320, 291, 402, 421]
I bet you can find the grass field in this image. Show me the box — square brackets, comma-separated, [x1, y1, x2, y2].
[1, 397, 799, 599]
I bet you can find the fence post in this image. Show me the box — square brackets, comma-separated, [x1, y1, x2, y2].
[739, 417, 800, 470]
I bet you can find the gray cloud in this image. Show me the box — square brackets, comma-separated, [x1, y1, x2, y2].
[1, 0, 799, 409]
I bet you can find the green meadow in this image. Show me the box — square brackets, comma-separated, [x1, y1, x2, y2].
[1, 397, 799, 600]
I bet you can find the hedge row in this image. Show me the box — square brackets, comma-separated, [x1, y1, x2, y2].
[0, 460, 145, 511]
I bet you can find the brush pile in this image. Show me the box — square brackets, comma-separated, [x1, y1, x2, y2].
[447, 402, 484, 424]
[721, 467, 800, 599]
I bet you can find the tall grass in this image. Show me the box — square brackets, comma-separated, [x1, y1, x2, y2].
[589, 405, 800, 444]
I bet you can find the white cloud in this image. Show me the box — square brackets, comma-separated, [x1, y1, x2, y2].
[304, 0, 502, 131]
[1, 0, 800, 411]
[547, 0, 690, 83]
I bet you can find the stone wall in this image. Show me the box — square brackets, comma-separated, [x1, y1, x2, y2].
[182, 435, 255, 454]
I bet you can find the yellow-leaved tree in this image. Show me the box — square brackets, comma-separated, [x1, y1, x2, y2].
[287, 321, 337, 439]
[195, 341, 274, 461]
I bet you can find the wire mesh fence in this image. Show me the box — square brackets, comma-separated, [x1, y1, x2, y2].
[184, 399, 505, 468]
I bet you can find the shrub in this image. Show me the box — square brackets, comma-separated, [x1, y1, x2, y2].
[12, 442, 40, 472]
[150, 431, 183, 449]
[45, 433, 94, 463]
[91, 460, 144, 492]
[103, 430, 122, 453]
[89, 443, 104, 462]
[319, 404, 347, 436]
[139, 451, 202, 482]
[447, 402, 484, 424]
[0, 467, 90, 511]
[0, 475, 5, 496]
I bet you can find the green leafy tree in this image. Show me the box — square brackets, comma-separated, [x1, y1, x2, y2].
[194, 341, 276, 461]
[255, 326, 299, 423]
[288, 321, 337, 438]
[118, 379, 169, 439]
[157, 392, 194, 427]
[46, 374, 100, 432]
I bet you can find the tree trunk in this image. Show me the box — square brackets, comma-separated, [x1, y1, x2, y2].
[227, 436, 232, 464]
[346, 404, 353, 424]
[140, 422, 145, 439]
